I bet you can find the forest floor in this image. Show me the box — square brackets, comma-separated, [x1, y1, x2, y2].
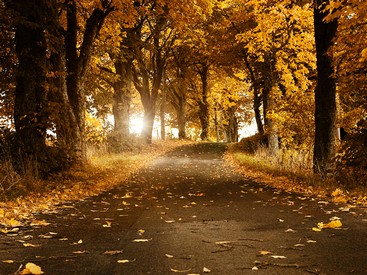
[0, 142, 366, 274]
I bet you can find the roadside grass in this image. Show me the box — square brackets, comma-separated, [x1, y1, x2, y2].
[226, 144, 367, 206]
[0, 140, 192, 227]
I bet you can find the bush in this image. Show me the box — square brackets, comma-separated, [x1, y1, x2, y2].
[234, 133, 268, 154]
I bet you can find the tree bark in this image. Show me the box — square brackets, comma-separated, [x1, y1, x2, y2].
[113, 60, 132, 138]
[244, 55, 264, 135]
[160, 82, 166, 140]
[6, 0, 50, 175]
[198, 63, 210, 141]
[313, 0, 338, 175]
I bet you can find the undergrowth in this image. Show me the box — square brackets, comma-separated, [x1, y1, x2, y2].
[0, 140, 192, 227]
[227, 138, 367, 206]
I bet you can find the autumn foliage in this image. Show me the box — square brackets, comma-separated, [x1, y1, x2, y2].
[0, 0, 366, 192]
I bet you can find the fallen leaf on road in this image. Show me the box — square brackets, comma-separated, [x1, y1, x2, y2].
[133, 238, 151, 242]
[294, 244, 305, 247]
[21, 263, 44, 274]
[2, 260, 14, 263]
[122, 201, 130, 206]
[252, 266, 259, 271]
[165, 254, 174, 258]
[307, 240, 317, 243]
[117, 259, 135, 263]
[165, 220, 175, 223]
[170, 268, 192, 273]
[259, 250, 272, 255]
[284, 228, 295, 233]
[314, 220, 342, 231]
[73, 239, 83, 244]
[270, 255, 287, 259]
[73, 250, 88, 254]
[322, 220, 342, 229]
[203, 267, 211, 273]
[121, 192, 133, 198]
[103, 221, 112, 228]
[30, 220, 50, 227]
[103, 250, 123, 255]
[23, 243, 40, 247]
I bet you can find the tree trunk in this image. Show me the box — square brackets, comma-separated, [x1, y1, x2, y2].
[198, 63, 210, 141]
[11, 12, 48, 174]
[245, 55, 264, 135]
[160, 85, 166, 140]
[65, 0, 113, 163]
[254, 90, 264, 135]
[313, 0, 338, 175]
[141, 98, 156, 144]
[113, 61, 132, 138]
[263, 86, 279, 155]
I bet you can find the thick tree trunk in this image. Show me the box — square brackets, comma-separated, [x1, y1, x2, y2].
[5, 0, 52, 176]
[141, 99, 156, 144]
[12, 17, 48, 174]
[313, 0, 338, 175]
[113, 61, 132, 138]
[263, 87, 279, 156]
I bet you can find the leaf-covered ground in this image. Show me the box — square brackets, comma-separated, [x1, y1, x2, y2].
[0, 141, 189, 229]
[0, 143, 367, 274]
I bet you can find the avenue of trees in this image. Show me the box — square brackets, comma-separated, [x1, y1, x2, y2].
[0, 0, 366, 185]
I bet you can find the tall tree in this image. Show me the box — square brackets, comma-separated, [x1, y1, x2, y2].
[64, 0, 114, 161]
[313, 0, 338, 175]
[5, 0, 53, 174]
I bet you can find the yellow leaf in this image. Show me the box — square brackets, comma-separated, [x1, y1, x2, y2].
[73, 250, 88, 254]
[103, 250, 123, 255]
[23, 243, 40, 247]
[30, 220, 50, 227]
[132, 238, 151, 242]
[117, 259, 135, 263]
[259, 250, 272, 255]
[9, 218, 22, 228]
[312, 227, 322, 232]
[21, 263, 44, 275]
[103, 221, 112, 228]
[323, 220, 342, 229]
[170, 268, 192, 273]
[121, 192, 133, 199]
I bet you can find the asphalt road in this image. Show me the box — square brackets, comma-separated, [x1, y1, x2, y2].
[0, 143, 366, 274]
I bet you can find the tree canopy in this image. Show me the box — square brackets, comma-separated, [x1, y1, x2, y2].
[0, 0, 366, 185]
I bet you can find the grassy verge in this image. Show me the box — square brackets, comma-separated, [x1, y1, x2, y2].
[225, 144, 367, 206]
[0, 140, 192, 227]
